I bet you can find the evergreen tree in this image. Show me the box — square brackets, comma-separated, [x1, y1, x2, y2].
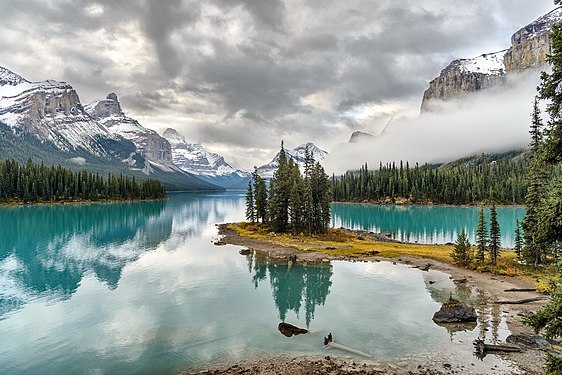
[269, 142, 291, 232]
[514, 219, 524, 259]
[523, 14, 562, 373]
[475, 207, 488, 264]
[253, 168, 268, 223]
[451, 229, 472, 267]
[523, 96, 549, 266]
[245, 181, 255, 223]
[489, 205, 501, 266]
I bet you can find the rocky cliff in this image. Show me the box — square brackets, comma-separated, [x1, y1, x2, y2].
[505, 7, 562, 72]
[421, 7, 562, 112]
[85, 93, 174, 165]
[0, 67, 126, 157]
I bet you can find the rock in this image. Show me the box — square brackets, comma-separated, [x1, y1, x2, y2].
[278, 322, 308, 337]
[239, 248, 251, 255]
[214, 241, 226, 246]
[506, 333, 549, 348]
[433, 299, 477, 323]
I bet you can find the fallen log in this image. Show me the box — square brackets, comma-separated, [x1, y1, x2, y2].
[494, 297, 546, 305]
[503, 288, 537, 292]
[323, 333, 372, 358]
[473, 338, 520, 358]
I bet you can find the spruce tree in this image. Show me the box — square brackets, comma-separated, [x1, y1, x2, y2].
[514, 219, 523, 259]
[253, 168, 268, 223]
[523, 96, 548, 266]
[452, 229, 472, 267]
[489, 205, 501, 266]
[245, 181, 255, 223]
[476, 207, 488, 264]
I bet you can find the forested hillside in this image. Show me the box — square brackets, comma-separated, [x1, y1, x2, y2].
[332, 152, 536, 205]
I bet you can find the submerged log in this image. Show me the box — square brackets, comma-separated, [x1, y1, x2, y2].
[473, 338, 521, 358]
[494, 297, 546, 305]
[323, 333, 372, 358]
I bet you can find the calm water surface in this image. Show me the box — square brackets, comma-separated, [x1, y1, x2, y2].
[0, 193, 523, 374]
[332, 203, 526, 247]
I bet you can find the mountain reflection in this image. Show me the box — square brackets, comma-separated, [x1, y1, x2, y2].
[0, 200, 169, 315]
[246, 251, 333, 327]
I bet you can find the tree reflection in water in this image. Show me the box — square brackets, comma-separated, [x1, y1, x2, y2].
[245, 251, 332, 327]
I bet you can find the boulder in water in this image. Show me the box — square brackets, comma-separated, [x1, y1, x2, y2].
[278, 322, 308, 337]
[433, 298, 477, 323]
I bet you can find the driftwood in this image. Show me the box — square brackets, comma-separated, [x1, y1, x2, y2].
[473, 338, 520, 358]
[494, 297, 546, 305]
[504, 288, 537, 292]
[323, 333, 372, 358]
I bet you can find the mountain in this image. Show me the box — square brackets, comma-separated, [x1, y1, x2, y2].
[0, 66, 129, 158]
[85, 93, 173, 167]
[0, 66, 221, 191]
[421, 6, 562, 112]
[162, 128, 251, 189]
[256, 142, 328, 178]
[349, 131, 375, 143]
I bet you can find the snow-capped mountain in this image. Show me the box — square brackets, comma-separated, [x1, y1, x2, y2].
[0, 66, 129, 158]
[162, 128, 251, 188]
[0, 65, 222, 191]
[257, 142, 328, 179]
[85, 93, 174, 167]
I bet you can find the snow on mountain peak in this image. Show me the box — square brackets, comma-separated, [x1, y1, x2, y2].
[162, 128, 249, 178]
[0, 66, 28, 86]
[257, 142, 328, 178]
[458, 50, 507, 75]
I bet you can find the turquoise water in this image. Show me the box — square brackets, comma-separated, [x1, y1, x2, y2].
[332, 203, 526, 247]
[0, 194, 522, 374]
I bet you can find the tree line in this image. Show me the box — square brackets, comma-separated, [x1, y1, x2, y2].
[246, 143, 332, 234]
[332, 156, 530, 205]
[518, 10, 562, 374]
[0, 158, 166, 203]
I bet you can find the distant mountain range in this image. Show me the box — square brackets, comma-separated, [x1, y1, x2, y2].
[256, 142, 328, 179]
[0, 65, 331, 189]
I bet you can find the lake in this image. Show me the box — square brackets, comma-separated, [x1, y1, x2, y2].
[0, 193, 523, 374]
[332, 203, 526, 247]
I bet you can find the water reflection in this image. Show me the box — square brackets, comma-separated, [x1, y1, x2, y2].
[332, 203, 526, 246]
[0, 192, 245, 318]
[245, 251, 333, 327]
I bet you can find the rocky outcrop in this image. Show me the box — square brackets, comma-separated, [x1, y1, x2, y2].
[421, 51, 507, 112]
[505, 7, 562, 73]
[85, 93, 173, 165]
[421, 7, 562, 112]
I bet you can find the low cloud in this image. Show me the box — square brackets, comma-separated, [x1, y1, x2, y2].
[325, 71, 541, 175]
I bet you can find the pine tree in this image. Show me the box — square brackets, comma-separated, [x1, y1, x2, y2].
[476, 207, 488, 264]
[451, 229, 472, 267]
[514, 219, 523, 259]
[489, 205, 501, 266]
[253, 168, 268, 223]
[245, 181, 255, 223]
[523, 96, 548, 266]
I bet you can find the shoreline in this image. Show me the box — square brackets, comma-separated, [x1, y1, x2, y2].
[208, 223, 549, 374]
[0, 196, 167, 207]
[332, 200, 525, 209]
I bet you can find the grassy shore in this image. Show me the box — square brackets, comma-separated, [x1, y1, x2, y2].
[227, 222, 559, 291]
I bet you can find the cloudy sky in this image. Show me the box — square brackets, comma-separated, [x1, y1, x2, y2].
[0, 0, 556, 169]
